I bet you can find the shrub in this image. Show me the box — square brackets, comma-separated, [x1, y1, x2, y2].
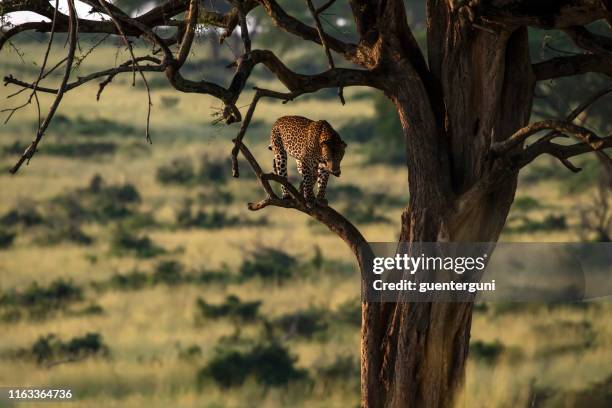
[0, 203, 44, 227]
[197, 342, 306, 388]
[315, 355, 360, 382]
[341, 203, 390, 224]
[156, 158, 195, 184]
[37, 223, 93, 246]
[50, 175, 142, 223]
[512, 214, 567, 233]
[334, 298, 361, 327]
[274, 307, 328, 339]
[1, 279, 82, 310]
[195, 295, 261, 322]
[23, 332, 110, 365]
[43, 142, 117, 157]
[239, 247, 298, 281]
[195, 267, 234, 285]
[110, 227, 165, 258]
[198, 155, 230, 184]
[178, 344, 202, 361]
[513, 196, 542, 212]
[177, 199, 266, 229]
[51, 114, 137, 137]
[470, 340, 504, 364]
[0, 279, 83, 320]
[70, 303, 104, 316]
[107, 269, 149, 290]
[153, 260, 184, 285]
[0, 228, 16, 249]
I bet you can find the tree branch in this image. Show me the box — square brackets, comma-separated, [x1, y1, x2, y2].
[258, 0, 359, 64]
[533, 54, 612, 80]
[491, 120, 605, 156]
[306, 0, 344, 104]
[477, 0, 612, 29]
[8, 0, 78, 174]
[563, 25, 612, 55]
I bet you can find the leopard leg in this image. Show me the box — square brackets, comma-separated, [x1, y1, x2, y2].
[296, 159, 305, 193]
[298, 160, 316, 204]
[272, 140, 290, 199]
[316, 162, 330, 205]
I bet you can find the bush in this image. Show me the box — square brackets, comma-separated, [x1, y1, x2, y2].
[0, 228, 16, 249]
[20, 332, 110, 365]
[195, 267, 234, 285]
[341, 203, 390, 224]
[239, 247, 298, 281]
[195, 295, 261, 322]
[178, 344, 202, 361]
[156, 158, 196, 184]
[70, 303, 104, 316]
[50, 175, 142, 223]
[176, 200, 266, 229]
[157, 155, 255, 186]
[51, 114, 137, 137]
[1, 279, 82, 310]
[107, 269, 150, 290]
[0, 203, 44, 227]
[153, 260, 184, 285]
[197, 342, 306, 388]
[316, 355, 360, 382]
[511, 214, 567, 233]
[0, 279, 83, 320]
[37, 223, 93, 246]
[110, 227, 165, 258]
[470, 340, 504, 364]
[513, 195, 542, 212]
[274, 307, 328, 339]
[198, 155, 230, 184]
[334, 298, 361, 327]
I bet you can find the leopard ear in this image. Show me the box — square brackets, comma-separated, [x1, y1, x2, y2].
[341, 141, 347, 148]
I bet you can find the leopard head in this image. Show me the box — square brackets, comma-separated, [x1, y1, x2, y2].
[319, 122, 347, 177]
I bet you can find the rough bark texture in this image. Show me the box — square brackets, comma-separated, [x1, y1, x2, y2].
[360, 3, 535, 407]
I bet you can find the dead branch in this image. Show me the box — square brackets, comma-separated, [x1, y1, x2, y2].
[306, 0, 344, 104]
[533, 53, 612, 80]
[491, 120, 605, 156]
[8, 0, 78, 174]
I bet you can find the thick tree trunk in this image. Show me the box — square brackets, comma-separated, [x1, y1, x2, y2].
[361, 17, 535, 408]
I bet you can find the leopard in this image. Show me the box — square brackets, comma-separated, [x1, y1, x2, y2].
[269, 115, 347, 206]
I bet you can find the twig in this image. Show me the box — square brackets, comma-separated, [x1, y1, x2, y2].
[9, 0, 78, 174]
[96, 0, 153, 143]
[306, 0, 344, 104]
[1, 0, 59, 124]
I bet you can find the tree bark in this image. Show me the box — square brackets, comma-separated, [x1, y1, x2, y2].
[361, 13, 535, 408]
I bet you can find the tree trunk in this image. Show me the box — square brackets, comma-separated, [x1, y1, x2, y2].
[361, 18, 535, 408]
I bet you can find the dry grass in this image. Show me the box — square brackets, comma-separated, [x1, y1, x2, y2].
[1, 40, 610, 408]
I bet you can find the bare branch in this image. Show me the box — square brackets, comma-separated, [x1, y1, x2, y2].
[9, 0, 78, 174]
[477, 0, 612, 29]
[518, 134, 612, 169]
[491, 120, 605, 155]
[258, 0, 359, 64]
[533, 53, 612, 80]
[563, 26, 612, 55]
[306, 0, 344, 104]
[4, 58, 163, 95]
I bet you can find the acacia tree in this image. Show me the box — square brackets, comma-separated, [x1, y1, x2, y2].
[2, 1, 612, 407]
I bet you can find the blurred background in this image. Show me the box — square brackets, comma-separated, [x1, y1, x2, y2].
[0, 1, 611, 407]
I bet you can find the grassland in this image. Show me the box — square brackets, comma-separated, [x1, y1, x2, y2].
[0, 38, 611, 408]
